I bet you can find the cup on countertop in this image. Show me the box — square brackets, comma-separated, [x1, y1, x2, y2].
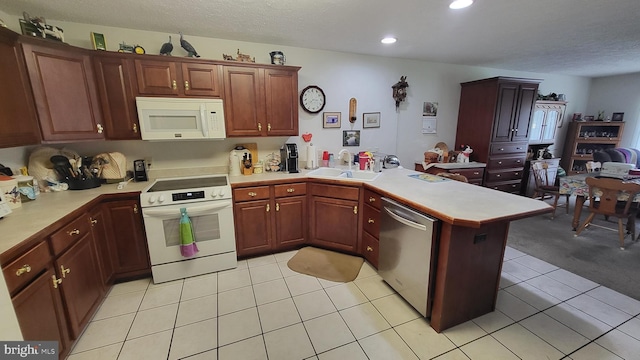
[0, 176, 21, 209]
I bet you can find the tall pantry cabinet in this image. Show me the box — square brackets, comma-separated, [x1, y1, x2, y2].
[455, 77, 541, 193]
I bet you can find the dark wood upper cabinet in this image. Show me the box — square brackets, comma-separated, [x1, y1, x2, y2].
[134, 58, 222, 97]
[93, 54, 140, 139]
[21, 39, 105, 142]
[224, 65, 300, 137]
[0, 28, 40, 148]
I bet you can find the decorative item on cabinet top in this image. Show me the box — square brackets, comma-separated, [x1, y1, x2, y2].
[159, 35, 173, 56]
[223, 48, 254, 62]
[179, 32, 199, 58]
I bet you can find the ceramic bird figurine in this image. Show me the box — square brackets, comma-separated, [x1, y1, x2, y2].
[179, 32, 200, 58]
[159, 35, 173, 56]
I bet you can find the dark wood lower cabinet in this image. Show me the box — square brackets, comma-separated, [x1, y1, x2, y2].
[308, 182, 360, 253]
[234, 199, 273, 257]
[90, 204, 115, 288]
[56, 232, 104, 339]
[12, 268, 70, 359]
[274, 195, 307, 249]
[103, 199, 151, 279]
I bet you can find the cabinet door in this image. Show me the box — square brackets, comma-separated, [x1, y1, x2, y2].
[182, 62, 222, 97]
[135, 59, 180, 96]
[511, 83, 538, 142]
[94, 55, 140, 139]
[89, 205, 115, 287]
[0, 29, 40, 148]
[491, 83, 519, 142]
[309, 196, 359, 253]
[274, 195, 307, 249]
[234, 199, 273, 257]
[264, 68, 298, 136]
[541, 109, 559, 143]
[56, 233, 103, 339]
[223, 66, 264, 137]
[104, 200, 151, 277]
[12, 268, 70, 359]
[22, 42, 104, 141]
[529, 109, 544, 143]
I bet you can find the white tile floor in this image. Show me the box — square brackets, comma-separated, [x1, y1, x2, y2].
[66, 247, 640, 360]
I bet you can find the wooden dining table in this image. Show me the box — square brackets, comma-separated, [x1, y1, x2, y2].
[559, 173, 640, 230]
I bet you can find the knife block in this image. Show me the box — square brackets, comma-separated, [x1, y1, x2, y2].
[242, 166, 253, 175]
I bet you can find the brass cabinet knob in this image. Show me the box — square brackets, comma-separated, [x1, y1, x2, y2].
[97, 124, 104, 134]
[258, 123, 262, 131]
[133, 123, 138, 133]
[52, 275, 62, 289]
[172, 80, 177, 89]
[248, 192, 257, 197]
[15, 264, 31, 276]
[60, 265, 71, 278]
[368, 218, 375, 224]
[184, 80, 190, 90]
[368, 197, 376, 203]
[287, 188, 295, 193]
[366, 246, 373, 252]
[67, 229, 80, 236]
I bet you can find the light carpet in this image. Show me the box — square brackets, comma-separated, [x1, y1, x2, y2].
[507, 198, 640, 300]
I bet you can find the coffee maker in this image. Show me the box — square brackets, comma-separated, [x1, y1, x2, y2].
[133, 159, 148, 182]
[280, 143, 299, 173]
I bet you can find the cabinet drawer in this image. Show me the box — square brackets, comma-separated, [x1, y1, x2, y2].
[363, 189, 382, 210]
[363, 204, 380, 238]
[485, 169, 523, 183]
[233, 186, 270, 202]
[310, 183, 359, 201]
[490, 142, 528, 155]
[2, 241, 51, 294]
[274, 182, 306, 198]
[451, 168, 484, 181]
[487, 155, 526, 170]
[50, 214, 91, 256]
[361, 231, 379, 269]
[486, 181, 522, 193]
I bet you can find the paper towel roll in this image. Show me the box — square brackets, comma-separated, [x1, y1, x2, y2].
[305, 145, 317, 169]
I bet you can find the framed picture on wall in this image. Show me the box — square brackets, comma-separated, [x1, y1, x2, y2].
[343, 130, 360, 146]
[363, 112, 380, 128]
[611, 112, 624, 121]
[323, 112, 341, 128]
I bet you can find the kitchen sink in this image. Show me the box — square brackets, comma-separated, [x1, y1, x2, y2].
[307, 168, 381, 181]
[306, 168, 344, 177]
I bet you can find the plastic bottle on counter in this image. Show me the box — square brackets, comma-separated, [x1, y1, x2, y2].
[328, 153, 335, 168]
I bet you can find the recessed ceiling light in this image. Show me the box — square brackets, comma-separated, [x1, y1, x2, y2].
[449, 0, 474, 9]
[381, 37, 397, 44]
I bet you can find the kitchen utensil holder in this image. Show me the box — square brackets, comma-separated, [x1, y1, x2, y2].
[64, 177, 101, 190]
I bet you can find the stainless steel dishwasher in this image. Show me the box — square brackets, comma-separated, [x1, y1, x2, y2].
[379, 197, 438, 317]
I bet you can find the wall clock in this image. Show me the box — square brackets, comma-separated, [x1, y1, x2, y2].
[300, 85, 326, 114]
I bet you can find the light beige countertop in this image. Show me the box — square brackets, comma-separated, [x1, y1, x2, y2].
[0, 167, 551, 258]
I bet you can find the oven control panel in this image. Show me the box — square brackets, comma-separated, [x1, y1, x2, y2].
[172, 191, 205, 201]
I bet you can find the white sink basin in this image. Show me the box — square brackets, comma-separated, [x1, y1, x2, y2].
[307, 168, 381, 181]
[339, 171, 381, 181]
[307, 168, 344, 177]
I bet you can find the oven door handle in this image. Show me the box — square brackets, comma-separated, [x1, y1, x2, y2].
[143, 201, 232, 218]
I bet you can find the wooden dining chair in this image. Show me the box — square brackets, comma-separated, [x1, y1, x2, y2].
[575, 177, 640, 249]
[531, 162, 569, 219]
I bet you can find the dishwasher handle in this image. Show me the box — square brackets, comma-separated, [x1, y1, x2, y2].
[383, 206, 428, 231]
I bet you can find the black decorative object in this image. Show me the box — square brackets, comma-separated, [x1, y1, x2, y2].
[392, 76, 409, 110]
[180, 32, 200, 58]
[159, 35, 173, 56]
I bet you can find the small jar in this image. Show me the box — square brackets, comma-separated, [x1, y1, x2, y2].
[253, 163, 263, 174]
[0, 176, 21, 209]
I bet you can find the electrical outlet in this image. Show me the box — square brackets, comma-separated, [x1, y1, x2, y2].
[144, 157, 152, 170]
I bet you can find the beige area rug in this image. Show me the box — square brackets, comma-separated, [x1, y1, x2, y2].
[287, 246, 364, 282]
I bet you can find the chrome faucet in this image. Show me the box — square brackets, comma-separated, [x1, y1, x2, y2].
[338, 149, 352, 171]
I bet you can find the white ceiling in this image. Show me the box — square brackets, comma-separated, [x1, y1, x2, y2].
[2, 0, 640, 78]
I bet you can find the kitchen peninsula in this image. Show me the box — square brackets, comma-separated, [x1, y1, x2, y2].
[1, 167, 551, 353]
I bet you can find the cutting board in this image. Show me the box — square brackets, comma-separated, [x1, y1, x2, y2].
[235, 143, 258, 163]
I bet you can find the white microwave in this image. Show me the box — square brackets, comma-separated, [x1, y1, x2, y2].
[136, 97, 226, 140]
